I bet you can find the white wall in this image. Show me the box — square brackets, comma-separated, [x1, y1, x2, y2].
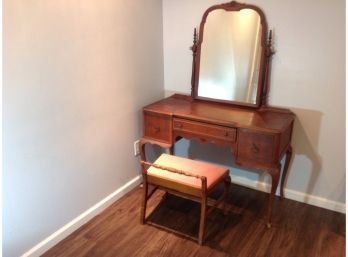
[3, 1, 163, 256]
[163, 0, 345, 207]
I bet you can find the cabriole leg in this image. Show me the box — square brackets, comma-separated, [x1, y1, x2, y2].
[223, 175, 231, 215]
[266, 165, 281, 228]
[280, 146, 293, 198]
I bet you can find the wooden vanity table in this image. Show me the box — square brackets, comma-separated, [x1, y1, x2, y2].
[139, 1, 295, 227]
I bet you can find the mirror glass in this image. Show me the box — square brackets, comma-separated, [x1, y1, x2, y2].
[198, 8, 262, 104]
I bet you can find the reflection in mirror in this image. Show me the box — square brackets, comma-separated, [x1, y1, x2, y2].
[198, 9, 262, 103]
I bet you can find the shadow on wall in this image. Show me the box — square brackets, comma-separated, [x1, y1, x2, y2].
[289, 107, 323, 200]
[184, 139, 269, 187]
[187, 140, 237, 169]
[186, 140, 273, 190]
[144, 143, 167, 163]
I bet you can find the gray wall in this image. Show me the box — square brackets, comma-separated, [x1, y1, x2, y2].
[3, 1, 163, 256]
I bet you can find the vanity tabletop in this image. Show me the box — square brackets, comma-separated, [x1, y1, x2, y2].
[143, 94, 294, 132]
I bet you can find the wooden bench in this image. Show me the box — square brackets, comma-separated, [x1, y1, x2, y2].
[140, 153, 231, 245]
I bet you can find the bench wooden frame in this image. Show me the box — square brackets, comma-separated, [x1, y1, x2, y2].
[140, 157, 231, 245]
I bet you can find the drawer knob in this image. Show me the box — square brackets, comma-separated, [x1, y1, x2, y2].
[224, 132, 229, 137]
[154, 125, 160, 133]
[251, 143, 259, 154]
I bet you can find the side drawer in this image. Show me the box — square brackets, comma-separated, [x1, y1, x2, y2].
[173, 118, 236, 142]
[237, 129, 276, 164]
[144, 112, 172, 143]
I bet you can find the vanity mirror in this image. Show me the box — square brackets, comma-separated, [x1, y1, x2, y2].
[191, 1, 273, 107]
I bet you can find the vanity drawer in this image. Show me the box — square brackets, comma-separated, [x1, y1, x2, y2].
[237, 129, 276, 164]
[144, 112, 172, 143]
[173, 118, 236, 142]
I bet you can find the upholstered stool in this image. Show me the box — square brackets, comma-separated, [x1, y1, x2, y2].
[140, 153, 231, 245]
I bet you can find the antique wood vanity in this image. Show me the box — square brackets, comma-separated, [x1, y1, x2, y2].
[140, 1, 294, 227]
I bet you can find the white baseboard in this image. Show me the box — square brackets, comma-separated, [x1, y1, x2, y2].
[21, 175, 142, 257]
[230, 174, 346, 214]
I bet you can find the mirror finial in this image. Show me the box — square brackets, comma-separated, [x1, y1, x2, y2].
[266, 29, 275, 57]
[193, 27, 198, 45]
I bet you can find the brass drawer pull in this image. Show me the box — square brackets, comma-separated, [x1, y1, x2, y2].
[154, 125, 160, 133]
[251, 143, 259, 154]
[174, 123, 183, 129]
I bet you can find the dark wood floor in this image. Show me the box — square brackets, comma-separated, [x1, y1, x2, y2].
[43, 184, 345, 257]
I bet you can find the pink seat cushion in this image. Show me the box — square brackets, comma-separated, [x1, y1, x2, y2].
[147, 154, 229, 189]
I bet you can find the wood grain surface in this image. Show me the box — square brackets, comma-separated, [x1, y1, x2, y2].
[42, 184, 345, 257]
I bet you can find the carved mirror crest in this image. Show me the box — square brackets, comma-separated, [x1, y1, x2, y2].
[191, 1, 274, 108]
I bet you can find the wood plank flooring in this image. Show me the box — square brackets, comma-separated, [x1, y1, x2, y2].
[42, 184, 345, 257]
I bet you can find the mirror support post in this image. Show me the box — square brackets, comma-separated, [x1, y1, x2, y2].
[190, 28, 198, 98]
[262, 29, 276, 107]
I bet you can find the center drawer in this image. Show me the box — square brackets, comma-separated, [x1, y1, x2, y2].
[173, 118, 236, 143]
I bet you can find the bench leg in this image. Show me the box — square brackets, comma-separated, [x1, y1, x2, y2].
[198, 196, 207, 245]
[140, 180, 148, 224]
[223, 175, 231, 215]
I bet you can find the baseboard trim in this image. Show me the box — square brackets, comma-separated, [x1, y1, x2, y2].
[21, 175, 142, 257]
[230, 174, 346, 214]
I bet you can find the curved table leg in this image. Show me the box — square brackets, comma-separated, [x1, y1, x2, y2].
[280, 146, 293, 198]
[139, 138, 173, 161]
[139, 139, 147, 162]
[266, 164, 281, 228]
